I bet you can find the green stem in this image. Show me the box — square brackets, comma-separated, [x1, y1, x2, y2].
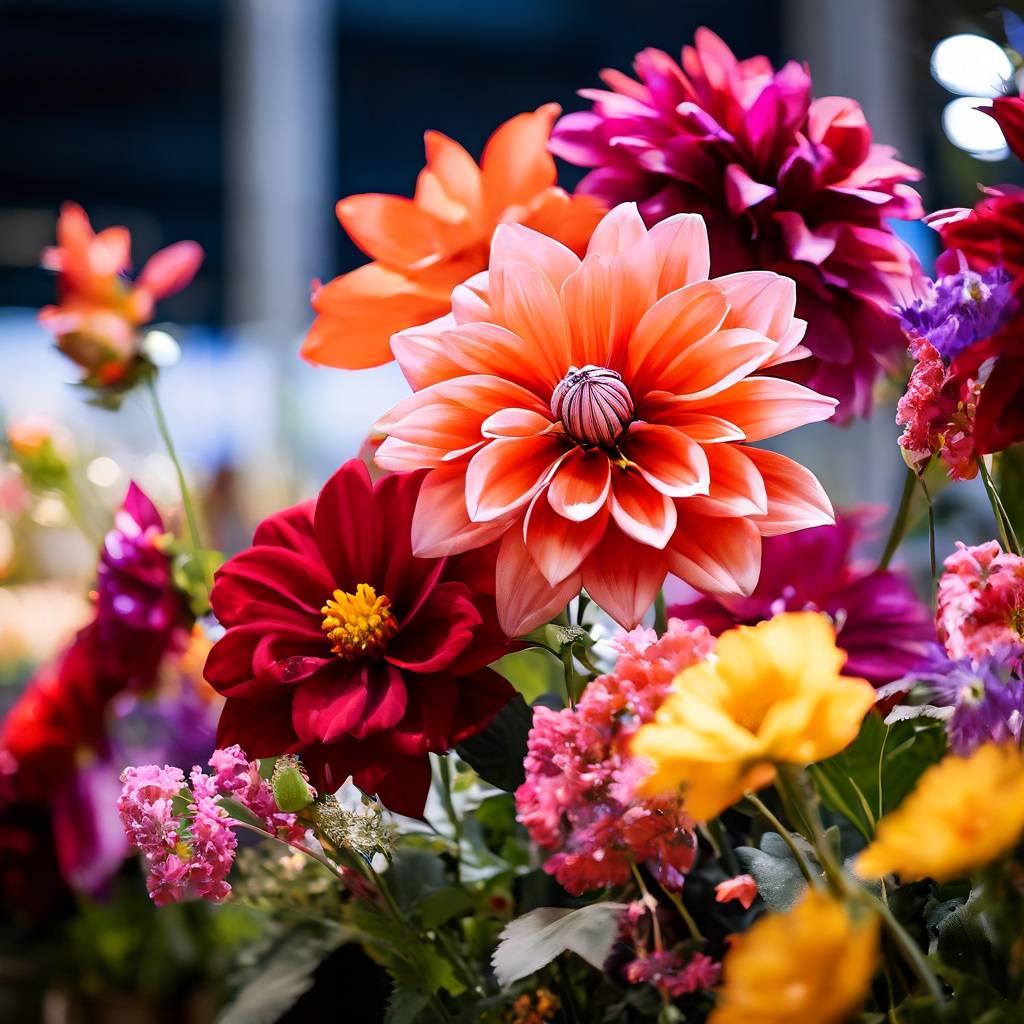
[653, 589, 667, 637]
[978, 456, 1022, 556]
[628, 860, 665, 952]
[706, 818, 740, 876]
[230, 819, 346, 883]
[919, 475, 937, 582]
[869, 886, 947, 1008]
[435, 754, 462, 883]
[146, 375, 210, 595]
[656, 878, 703, 943]
[744, 791, 820, 888]
[878, 466, 917, 570]
[775, 768, 947, 1009]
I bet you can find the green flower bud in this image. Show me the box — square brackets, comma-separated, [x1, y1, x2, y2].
[271, 756, 315, 813]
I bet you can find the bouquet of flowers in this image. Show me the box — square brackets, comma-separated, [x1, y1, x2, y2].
[7, 23, 1024, 1024]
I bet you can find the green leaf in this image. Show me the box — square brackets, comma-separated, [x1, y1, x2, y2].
[491, 903, 628, 987]
[219, 796, 269, 831]
[386, 849, 448, 915]
[735, 833, 813, 911]
[810, 712, 946, 839]
[493, 647, 564, 703]
[456, 694, 533, 791]
[419, 886, 474, 930]
[384, 988, 429, 1024]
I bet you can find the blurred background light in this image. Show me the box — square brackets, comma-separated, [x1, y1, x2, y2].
[931, 33, 1014, 98]
[941, 96, 1011, 161]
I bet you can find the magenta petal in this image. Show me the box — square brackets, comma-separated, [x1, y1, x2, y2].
[292, 665, 368, 744]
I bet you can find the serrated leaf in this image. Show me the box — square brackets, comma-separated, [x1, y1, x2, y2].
[384, 988, 429, 1024]
[456, 694, 533, 791]
[491, 903, 627, 988]
[219, 796, 268, 831]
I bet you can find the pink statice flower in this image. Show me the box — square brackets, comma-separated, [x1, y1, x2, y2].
[624, 950, 721, 998]
[515, 619, 713, 894]
[937, 541, 1024, 663]
[896, 337, 983, 481]
[715, 873, 758, 910]
[118, 746, 306, 905]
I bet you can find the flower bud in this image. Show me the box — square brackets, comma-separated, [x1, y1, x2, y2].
[271, 756, 315, 813]
[551, 365, 634, 447]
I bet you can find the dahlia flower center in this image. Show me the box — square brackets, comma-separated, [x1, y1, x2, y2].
[321, 583, 398, 660]
[550, 365, 634, 448]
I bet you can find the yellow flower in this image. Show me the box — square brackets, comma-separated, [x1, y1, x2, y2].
[709, 889, 879, 1024]
[855, 743, 1024, 883]
[632, 611, 875, 821]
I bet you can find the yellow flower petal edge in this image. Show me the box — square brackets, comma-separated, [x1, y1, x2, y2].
[633, 611, 875, 821]
[855, 742, 1024, 883]
[708, 889, 879, 1024]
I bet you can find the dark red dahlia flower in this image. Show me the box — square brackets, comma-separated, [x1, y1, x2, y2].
[668, 511, 934, 688]
[205, 460, 514, 816]
[95, 482, 190, 687]
[549, 29, 924, 420]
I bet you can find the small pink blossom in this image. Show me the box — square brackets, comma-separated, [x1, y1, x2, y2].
[937, 541, 1024, 662]
[515, 619, 713, 894]
[624, 950, 720, 997]
[118, 746, 307, 905]
[715, 874, 758, 910]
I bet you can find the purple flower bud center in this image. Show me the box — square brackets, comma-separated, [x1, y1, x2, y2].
[551, 365, 634, 448]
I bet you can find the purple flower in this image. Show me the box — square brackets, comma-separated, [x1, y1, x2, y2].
[898, 258, 1014, 362]
[905, 651, 1024, 754]
[95, 482, 189, 688]
[667, 511, 934, 689]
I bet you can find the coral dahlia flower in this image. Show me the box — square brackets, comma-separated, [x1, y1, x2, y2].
[39, 202, 203, 388]
[302, 104, 604, 370]
[204, 460, 513, 816]
[376, 203, 837, 634]
[549, 29, 924, 420]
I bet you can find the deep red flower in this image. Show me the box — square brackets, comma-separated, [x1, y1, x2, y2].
[926, 96, 1024, 454]
[0, 626, 110, 804]
[205, 460, 514, 816]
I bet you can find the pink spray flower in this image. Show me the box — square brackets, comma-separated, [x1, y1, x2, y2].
[515, 619, 713, 894]
[937, 541, 1024, 664]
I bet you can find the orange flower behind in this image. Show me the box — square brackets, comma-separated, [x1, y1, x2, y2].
[376, 203, 838, 634]
[301, 104, 604, 370]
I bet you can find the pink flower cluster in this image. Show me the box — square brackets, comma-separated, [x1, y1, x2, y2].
[623, 950, 720, 999]
[117, 745, 305, 905]
[937, 541, 1024, 663]
[896, 338, 982, 480]
[515, 619, 713, 895]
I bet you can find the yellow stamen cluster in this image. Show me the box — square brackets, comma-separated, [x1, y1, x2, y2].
[321, 583, 398, 660]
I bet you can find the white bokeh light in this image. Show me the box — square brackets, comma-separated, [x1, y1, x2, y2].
[931, 34, 1014, 98]
[942, 96, 1011, 161]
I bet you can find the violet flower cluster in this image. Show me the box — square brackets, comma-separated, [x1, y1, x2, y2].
[117, 744, 306, 905]
[515, 619, 713, 895]
[898, 260, 1013, 363]
[891, 541, 1024, 755]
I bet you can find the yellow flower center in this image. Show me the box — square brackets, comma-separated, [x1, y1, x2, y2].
[321, 583, 398, 660]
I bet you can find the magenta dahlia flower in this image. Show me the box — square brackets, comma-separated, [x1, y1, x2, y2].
[550, 29, 924, 420]
[668, 511, 933, 688]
